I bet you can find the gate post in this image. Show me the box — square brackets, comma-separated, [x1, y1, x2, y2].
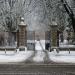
[18, 17, 27, 50]
[50, 21, 58, 50]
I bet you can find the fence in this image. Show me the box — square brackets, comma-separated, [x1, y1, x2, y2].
[0, 32, 16, 48]
[58, 30, 75, 51]
[59, 31, 74, 46]
[0, 30, 74, 50]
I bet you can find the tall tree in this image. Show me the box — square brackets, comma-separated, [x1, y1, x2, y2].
[0, 0, 27, 31]
[61, 0, 75, 32]
[0, 0, 70, 31]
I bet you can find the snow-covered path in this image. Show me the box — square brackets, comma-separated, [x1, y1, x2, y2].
[35, 40, 45, 51]
[32, 40, 45, 62]
[48, 51, 75, 63]
[32, 51, 45, 62]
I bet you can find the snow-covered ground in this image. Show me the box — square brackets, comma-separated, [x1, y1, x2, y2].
[33, 51, 45, 62]
[0, 39, 75, 64]
[35, 40, 45, 50]
[0, 50, 34, 63]
[0, 40, 46, 63]
[33, 40, 45, 62]
[48, 51, 75, 63]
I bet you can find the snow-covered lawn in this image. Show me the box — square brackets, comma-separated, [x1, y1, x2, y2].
[48, 51, 75, 63]
[0, 51, 34, 63]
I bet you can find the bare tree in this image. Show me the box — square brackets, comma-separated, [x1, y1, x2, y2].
[0, 0, 28, 31]
[0, 0, 72, 32]
[61, 0, 75, 32]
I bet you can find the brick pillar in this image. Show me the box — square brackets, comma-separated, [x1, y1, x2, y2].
[50, 22, 58, 49]
[18, 17, 27, 48]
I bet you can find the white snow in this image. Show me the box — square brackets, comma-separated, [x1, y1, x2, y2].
[48, 51, 75, 63]
[33, 51, 45, 62]
[59, 40, 68, 46]
[35, 40, 45, 51]
[33, 40, 45, 62]
[1, 38, 75, 64]
[59, 39, 75, 48]
[0, 40, 46, 63]
[0, 50, 34, 63]
[59, 45, 75, 48]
